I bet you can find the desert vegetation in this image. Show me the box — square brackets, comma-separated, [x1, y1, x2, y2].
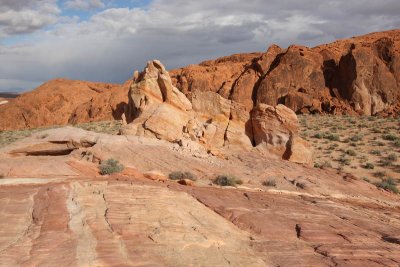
[300, 115, 400, 193]
[213, 175, 243, 187]
[168, 171, 197, 181]
[99, 158, 124, 175]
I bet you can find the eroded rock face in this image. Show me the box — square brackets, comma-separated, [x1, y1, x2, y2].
[170, 29, 400, 116]
[123, 60, 312, 164]
[251, 104, 313, 164]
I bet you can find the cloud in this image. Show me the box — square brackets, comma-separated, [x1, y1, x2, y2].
[1, 0, 400, 92]
[0, 0, 60, 36]
[64, 0, 106, 11]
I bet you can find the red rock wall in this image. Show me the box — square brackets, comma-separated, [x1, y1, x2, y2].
[171, 29, 400, 116]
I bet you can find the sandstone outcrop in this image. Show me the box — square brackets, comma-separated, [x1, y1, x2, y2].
[122, 60, 312, 164]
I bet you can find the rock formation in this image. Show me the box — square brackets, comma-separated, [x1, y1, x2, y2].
[171, 29, 400, 116]
[122, 60, 312, 165]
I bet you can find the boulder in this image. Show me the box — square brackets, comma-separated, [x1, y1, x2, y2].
[251, 104, 312, 164]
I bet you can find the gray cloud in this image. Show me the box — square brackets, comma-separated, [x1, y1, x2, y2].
[0, 0, 400, 92]
[0, 0, 60, 36]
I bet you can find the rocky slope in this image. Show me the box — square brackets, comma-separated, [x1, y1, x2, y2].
[0, 79, 129, 130]
[0, 30, 399, 131]
[0, 127, 399, 266]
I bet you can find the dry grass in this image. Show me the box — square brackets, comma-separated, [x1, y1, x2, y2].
[75, 120, 122, 135]
[300, 115, 400, 192]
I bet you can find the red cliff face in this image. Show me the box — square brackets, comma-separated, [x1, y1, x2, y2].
[171, 29, 400, 116]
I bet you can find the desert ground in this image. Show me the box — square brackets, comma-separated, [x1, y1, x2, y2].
[0, 123, 399, 266]
[300, 115, 400, 193]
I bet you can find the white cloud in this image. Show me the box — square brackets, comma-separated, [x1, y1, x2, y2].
[1, 0, 400, 92]
[64, 0, 105, 11]
[0, 0, 60, 36]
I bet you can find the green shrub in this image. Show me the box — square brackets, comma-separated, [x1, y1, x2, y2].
[262, 179, 276, 187]
[376, 178, 399, 194]
[394, 140, 400, 147]
[168, 171, 197, 181]
[99, 159, 124, 175]
[325, 134, 340, 141]
[338, 157, 351, 166]
[313, 133, 323, 139]
[346, 150, 357, 156]
[373, 171, 386, 178]
[213, 175, 243, 187]
[350, 135, 363, 142]
[370, 150, 381, 156]
[379, 159, 392, 167]
[362, 163, 375, 170]
[383, 134, 398, 141]
[363, 177, 371, 183]
[375, 141, 385, 146]
[387, 153, 398, 162]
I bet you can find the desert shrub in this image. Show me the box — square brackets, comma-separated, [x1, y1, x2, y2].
[213, 175, 243, 187]
[383, 134, 398, 141]
[262, 179, 276, 187]
[99, 158, 124, 175]
[338, 156, 351, 166]
[296, 182, 306, 189]
[370, 150, 381, 156]
[350, 135, 363, 142]
[325, 133, 340, 142]
[388, 153, 398, 162]
[373, 171, 386, 178]
[168, 171, 197, 181]
[363, 177, 371, 183]
[379, 159, 392, 167]
[313, 133, 323, 139]
[346, 150, 357, 156]
[315, 160, 332, 169]
[376, 178, 399, 194]
[362, 163, 375, 170]
[375, 141, 385, 146]
[394, 140, 400, 147]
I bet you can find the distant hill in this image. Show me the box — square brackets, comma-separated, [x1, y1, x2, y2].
[0, 92, 19, 99]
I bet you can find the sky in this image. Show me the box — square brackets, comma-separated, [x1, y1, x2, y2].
[0, 0, 400, 92]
